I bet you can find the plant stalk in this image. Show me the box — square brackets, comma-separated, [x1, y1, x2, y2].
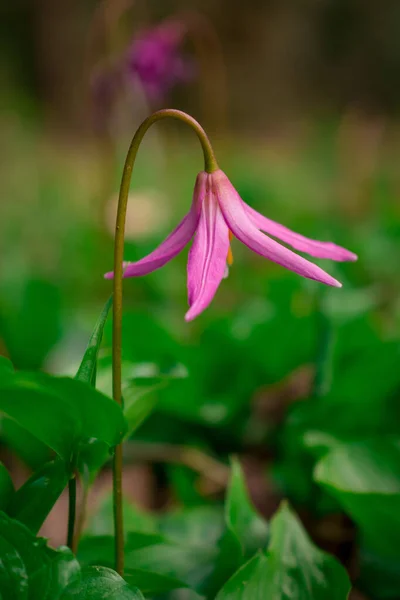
[67, 476, 77, 551]
[111, 108, 218, 575]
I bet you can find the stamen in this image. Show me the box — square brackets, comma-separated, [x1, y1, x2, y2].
[227, 230, 234, 265]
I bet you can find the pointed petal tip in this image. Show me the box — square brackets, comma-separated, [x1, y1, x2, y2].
[331, 279, 342, 288]
[184, 309, 196, 322]
[104, 272, 114, 280]
[347, 251, 358, 262]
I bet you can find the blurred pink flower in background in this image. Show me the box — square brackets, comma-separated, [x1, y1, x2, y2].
[90, 19, 193, 130]
[105, 170, 357, 321]
[126, 19, 193, 103]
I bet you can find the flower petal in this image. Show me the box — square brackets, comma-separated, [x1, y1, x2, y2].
[104, 175, 205, 280]
[213, 170, 342, 288]
[244, 202, 357, 262]
[185, 175, 230, 321]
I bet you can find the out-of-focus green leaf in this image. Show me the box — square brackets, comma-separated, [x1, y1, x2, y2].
[216, 502, 351, 599]
[0, 512, 51, 599]
[359, 546, 400, 600]
[0, 356, 13, 378]
[85, 493, 157, 537]
[124, 568, 189, 596]
[0, 463, 14, 512]
[44, 546, 81, 600]
[8, 459, 70, 533]
[0, 278, 62, 370]
[225, 458, 268, 558]
[314, 438, 400, 557]
[125, 534, 217, 593]
[60, 566, 144, 599]
[0, 372, 126, 464]
[158, 506, 224, 548]
[1, 418, 50, 470]
[76, 296, 112, 387]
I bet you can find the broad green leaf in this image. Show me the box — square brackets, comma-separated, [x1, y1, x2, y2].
[76, 296, 112, 387]
[125, 536, 216, 592]
[86, 494, 157, 537]
[0, 278, 62, 370]
[359, 546, 400, 600]
[8, 459, 70, 533]
[0, 512, 51, 599]
[215, 552, 268, 600]
[0, 372, 127, 462]
[44, 546, 81, 600]
[158, 506, 224, 548]
[97, 358, 187, 435]
[216, 502, 351, 600]
[0, 356, 13, 378]
[0, 463, 14, 512]
[1, 418, 50, 470]
[0, 534, 28, 600]
[124, 568, 189, 596]
[314, 439, 400, 557]
[0, 376, 78, 459]
[60, 566, 144, 599]
[226, 458, 268, 558]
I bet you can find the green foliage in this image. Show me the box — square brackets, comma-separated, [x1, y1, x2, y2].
[0, 369, 126, 467]
[60, 566, 144, 599]
[8, 459, 70, 533]
[216, 502, 351, 600]
[315, 438, 400, 558]
[75, 296, 113, 387]
[0, 463, 14, 511]
[1, 137, 400, 599]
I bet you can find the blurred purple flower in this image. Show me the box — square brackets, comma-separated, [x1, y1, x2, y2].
[105, 170, 357, 321]
[126, 20, 193, 103]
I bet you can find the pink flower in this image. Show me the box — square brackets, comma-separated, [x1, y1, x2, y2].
[126, 20, 193, 103]
[105, 170, 357, 321]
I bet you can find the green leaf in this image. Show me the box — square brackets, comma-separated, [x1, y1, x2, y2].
[216, 502, 351, 600]
[124, 568, 189, 596]
[86, 494, 157, 537]
[76, 296, 112, 387]
[0, 463, 14, 512]
[314, 438, 400, 557]
[97, 358, 187, 436]
[0, 512, 51, 599]
[44, 546, 81, 600]
[158, 506, 224, 548]
[0, 356, 13, 378]
[0, 372, 127, 463]
[60, 566, 144, 599]
[0, 278, 62, 370]
[226, 458, 269, 558]
[1, 419, 50, 470]
[0, 375, 78, 460]
[8, 459, 70, 533]
[125, 535, 216, 592]
[215, 552, 268, 600]
[0, 534, 28, 600]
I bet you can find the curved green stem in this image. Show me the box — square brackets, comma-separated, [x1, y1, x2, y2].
[112, 108, 218, 575]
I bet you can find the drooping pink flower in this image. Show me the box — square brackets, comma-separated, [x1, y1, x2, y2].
[105, 170, 357, 321]
[126, 20, 193, 103]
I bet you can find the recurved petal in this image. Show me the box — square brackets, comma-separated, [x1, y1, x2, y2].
[214, 170, 342, 288]
[104, 174, 206, 280]
[244, 202, 357, 262]
[185, 176, 230, 322]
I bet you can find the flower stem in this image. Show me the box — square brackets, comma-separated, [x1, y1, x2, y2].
[111, 108, 218, 575]
[67, 476, 77, 551]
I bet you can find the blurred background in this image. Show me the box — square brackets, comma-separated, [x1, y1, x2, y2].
[1, 2, 400, 599]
